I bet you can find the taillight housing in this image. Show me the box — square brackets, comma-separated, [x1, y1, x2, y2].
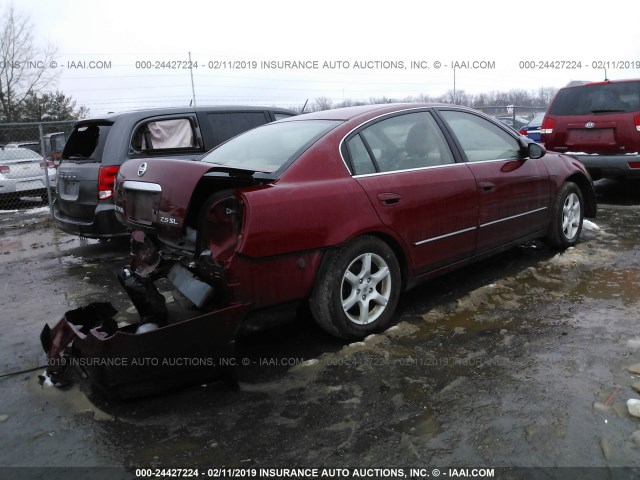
[98, 165, 120, 200]
[519, 128, 528, 136]
[634, 114, 640, 132]
[39, 160, 55, 169]
[0, 165, 9, 174]
[540, 117, 555, 135]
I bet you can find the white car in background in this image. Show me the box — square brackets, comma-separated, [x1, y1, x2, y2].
[0, 147, 56, 205]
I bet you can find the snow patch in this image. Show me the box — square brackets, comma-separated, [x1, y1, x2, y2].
[40, 370, 54, 387]
[582, 219, 600, 232]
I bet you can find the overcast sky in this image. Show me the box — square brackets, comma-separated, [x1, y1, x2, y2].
[13, 0, 640, 116]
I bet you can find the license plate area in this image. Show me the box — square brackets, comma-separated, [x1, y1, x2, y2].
[59, 179, 80, 200]
[126, 189, 158, 225]
[568, 128, 615, 145]
[16, 180, 44, 192]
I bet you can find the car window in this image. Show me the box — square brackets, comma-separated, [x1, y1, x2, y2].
[346, 134, 376, 175]
[440, 110, 520, 162]
[273, 112, 296, 121]
[201, 120, 341, 173]
[63, 123, 112, 161]
[206, 112, 270, 145]
[358, 111, 454, 173]
[131, 118, 196, 151]
[550, 82, 640, 115]
[0, 148, 42, 161]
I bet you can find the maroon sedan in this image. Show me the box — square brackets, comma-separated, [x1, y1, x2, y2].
[112, 103, 596, 340]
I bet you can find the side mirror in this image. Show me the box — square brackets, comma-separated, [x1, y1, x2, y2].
[527, 143, 546, 159]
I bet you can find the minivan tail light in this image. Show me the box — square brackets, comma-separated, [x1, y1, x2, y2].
[540, 117, 555, 135]
[98, 165, 120, 200]
[634, 115, 640, 132]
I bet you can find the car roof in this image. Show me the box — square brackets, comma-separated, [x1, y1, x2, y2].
[566, 78, 640, 89]
[285, 103, 453, 122]
[75, 105, 298, 125]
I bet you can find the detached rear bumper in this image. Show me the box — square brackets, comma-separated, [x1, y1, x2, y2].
[40, 302, 246, 399]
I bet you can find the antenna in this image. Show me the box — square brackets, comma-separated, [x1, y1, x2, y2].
[189, 51, 197, 108]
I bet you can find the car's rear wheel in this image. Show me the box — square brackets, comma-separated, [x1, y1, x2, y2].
[545, 182, 584, 249]
[310, 236, 401, 339]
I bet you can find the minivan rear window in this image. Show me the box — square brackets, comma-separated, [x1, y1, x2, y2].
[549, 81, 640, 115]
[63, 122, 112, 162]
[206, 112, 270, 145]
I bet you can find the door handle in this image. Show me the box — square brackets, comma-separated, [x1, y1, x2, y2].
[377, 192, 402, 205]
[478, 181, 495, 192]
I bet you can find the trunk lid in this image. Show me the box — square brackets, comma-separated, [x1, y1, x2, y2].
[115, 158, 263, 238]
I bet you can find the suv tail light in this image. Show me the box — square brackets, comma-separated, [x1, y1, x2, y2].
[635, 115, 640, 132]
[540, 117, 555, 135]
[98, 165, 120, 200]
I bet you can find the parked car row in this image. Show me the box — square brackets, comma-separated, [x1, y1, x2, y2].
[0, 147, 57, 206]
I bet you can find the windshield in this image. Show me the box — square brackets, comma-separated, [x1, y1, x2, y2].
[201, 120, 342, 173]
[550, 81, 640, 115]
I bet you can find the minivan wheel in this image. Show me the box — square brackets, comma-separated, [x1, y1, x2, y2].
[545, 182, 584, 249]
[310, 236, 401, 340]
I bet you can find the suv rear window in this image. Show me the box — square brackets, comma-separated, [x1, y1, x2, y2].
[63, 123, 112, 162]
[550, 81, 640, 115]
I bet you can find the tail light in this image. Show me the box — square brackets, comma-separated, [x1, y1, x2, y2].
[98, 165, 120, 200]
[0, 165, 9, 174]
[39, 160, 55, 169]
[519, 128, 528, 136]
[540, 117, 555, 135]
[634, 114, 640, 132]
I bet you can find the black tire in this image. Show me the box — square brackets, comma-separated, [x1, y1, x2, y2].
[309, 236, 401, 339]
[545, 182, 584, 249]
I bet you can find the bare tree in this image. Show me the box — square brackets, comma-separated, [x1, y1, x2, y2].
[0, 6, 58, 122]
[311, 96, 333, 112]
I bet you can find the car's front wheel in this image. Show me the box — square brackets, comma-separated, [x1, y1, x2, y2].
[545, 181, 584, 249]
[310, 236, 401, 339]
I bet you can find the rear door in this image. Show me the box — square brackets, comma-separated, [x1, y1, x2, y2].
[437, 109, 550, 253]
[347, 110, 478, 275]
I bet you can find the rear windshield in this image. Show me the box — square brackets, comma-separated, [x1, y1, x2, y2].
[62, 122, 112, 162]
[0, 148, 41, 162]
[550, 81, 640, 115]
[200, 120, 341, 173]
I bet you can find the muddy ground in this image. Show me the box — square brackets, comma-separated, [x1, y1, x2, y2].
[1, 181, 640, 479]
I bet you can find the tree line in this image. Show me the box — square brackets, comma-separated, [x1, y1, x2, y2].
[305, 86, 559, 113]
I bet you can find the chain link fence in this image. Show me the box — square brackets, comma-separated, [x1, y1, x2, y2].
[0, 120, 75, 213]
[474, 105, 547, 130]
